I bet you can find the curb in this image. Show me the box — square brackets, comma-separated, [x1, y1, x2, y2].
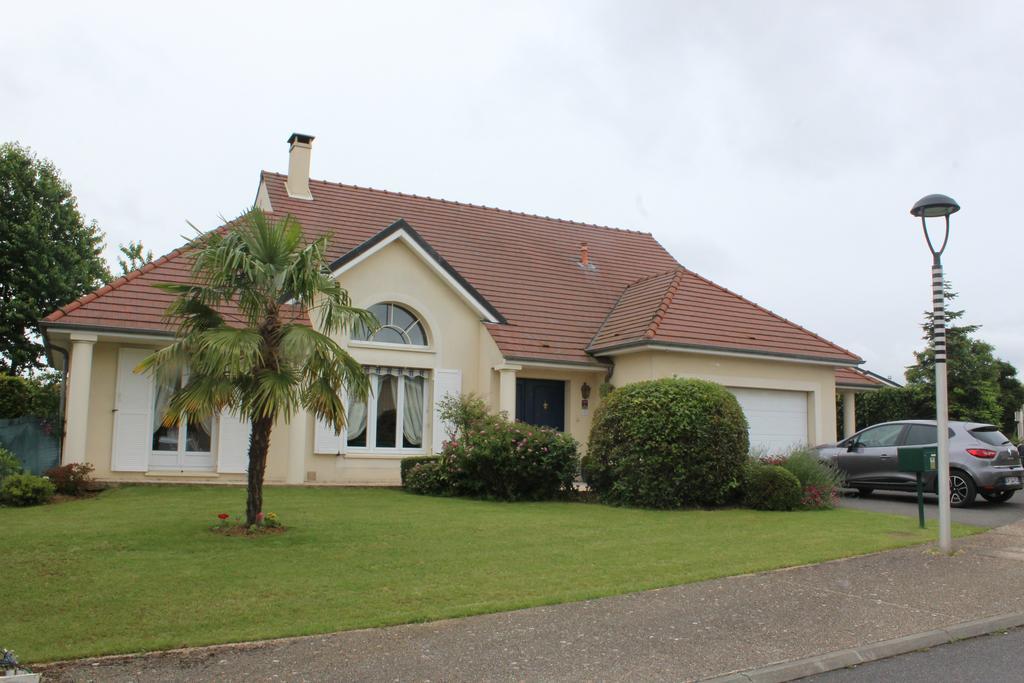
[700, 612, 1024, 683]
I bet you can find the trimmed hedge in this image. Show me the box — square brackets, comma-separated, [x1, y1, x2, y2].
[743, 462, 802, 511]
[400, 456, 440, 486]
[584, 378, 749, 508]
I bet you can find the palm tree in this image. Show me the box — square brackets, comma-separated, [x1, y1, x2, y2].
[140, 209, 375, 525]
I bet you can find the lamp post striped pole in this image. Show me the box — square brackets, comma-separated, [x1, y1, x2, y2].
[913, 196, 959, 555]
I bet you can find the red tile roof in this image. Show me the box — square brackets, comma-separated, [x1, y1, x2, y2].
[589, 269, 861, 363]
[835, 366, 888, 388]
[45, 171, 861, 366]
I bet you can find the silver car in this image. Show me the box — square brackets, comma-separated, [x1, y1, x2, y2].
[817, 420, 1024, 507]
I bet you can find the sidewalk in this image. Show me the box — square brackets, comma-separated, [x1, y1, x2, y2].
[40, 521, 1024, 682]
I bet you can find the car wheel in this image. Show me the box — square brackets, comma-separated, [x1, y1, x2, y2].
[981, 490, 1015, 504]
[949, 471, 977, 508]
[856, 488, 874, 497]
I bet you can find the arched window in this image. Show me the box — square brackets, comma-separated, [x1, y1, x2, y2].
[355, 303, 428, 346]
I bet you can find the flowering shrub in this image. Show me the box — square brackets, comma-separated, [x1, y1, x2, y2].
[212, 511, 283, 533]
[409, 394, 578, 501]
[44, 462, 95, 496]
[1, 647, 22, 671]
[747, 448, 843, 510]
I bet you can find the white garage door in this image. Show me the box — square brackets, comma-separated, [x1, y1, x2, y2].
[728, 388, 808, 455]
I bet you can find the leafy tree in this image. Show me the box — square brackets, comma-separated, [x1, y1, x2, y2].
[117, 240, 154, 276]
[140, 209, 376, 525]
[0, 142, 110, 373]
[904, 284, 1003, 426]
[855, 283, 1023, 434]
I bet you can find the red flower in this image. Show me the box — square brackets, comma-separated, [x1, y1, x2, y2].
[217, 513, 229, 520]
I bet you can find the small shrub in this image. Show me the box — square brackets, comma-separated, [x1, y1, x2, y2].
[743, 463, 802, 511]
[778, 449, 842, 510]
[44, 462, 95, 496]
[585, 378, 749, 508]
[400, 456, 440, 486]
[0, 472, 56, 507]
[0, 447, 23, 483]
[404, 461, 449, 496]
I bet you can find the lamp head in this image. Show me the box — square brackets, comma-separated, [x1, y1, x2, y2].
[911, 194, 960, 218]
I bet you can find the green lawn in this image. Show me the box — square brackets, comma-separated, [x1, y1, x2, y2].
[3, 485, 978, 663]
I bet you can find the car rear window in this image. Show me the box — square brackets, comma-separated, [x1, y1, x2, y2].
[904, 424, 937, 445]
[969, 426, 1011, 446]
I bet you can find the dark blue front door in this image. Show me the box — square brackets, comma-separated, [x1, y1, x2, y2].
[516, 379, 566, 431]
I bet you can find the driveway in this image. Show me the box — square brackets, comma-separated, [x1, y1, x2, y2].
[839, 489, 1024, 528]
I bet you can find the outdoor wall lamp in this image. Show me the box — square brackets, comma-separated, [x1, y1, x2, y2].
[910, 193, 960, 554]
[581, 382, 591, 411]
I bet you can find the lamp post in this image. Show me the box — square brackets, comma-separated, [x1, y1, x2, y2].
[911, 193, 960, 554]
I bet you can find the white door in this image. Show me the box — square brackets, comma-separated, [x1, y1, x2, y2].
[729, 388, 809, 455]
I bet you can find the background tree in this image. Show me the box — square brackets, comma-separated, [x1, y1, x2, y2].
[854, 283, 1023, 435]
[0, 142, 110, 373]
[116, 240, 154, 276]
[140, 209, 376, 525]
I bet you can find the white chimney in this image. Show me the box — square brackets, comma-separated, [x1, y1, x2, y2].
[285, 133, 315, 200]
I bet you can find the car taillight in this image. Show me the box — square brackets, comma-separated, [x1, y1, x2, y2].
[967, 448, 997, 459]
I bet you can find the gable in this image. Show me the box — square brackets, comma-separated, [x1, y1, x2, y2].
[331, 220, 503, 324]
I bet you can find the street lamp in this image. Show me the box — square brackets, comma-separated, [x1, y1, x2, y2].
[911, 193, 960, 554]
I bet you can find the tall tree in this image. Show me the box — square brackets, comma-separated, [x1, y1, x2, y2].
[0, 142, 110, 373]
[117, 240, 154, 276]
[140, 209, 375, 525]
[903, 283, 1010, 428]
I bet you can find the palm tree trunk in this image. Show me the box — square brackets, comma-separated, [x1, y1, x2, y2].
[245, 415, 275, 526]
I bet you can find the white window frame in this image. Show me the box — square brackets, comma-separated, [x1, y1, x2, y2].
[149, 368, 217, 471]
[346, 373, 429, 457]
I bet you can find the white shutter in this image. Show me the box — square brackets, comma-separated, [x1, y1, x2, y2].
[431, 369, 462, 453]
[111, 348, 154, 472]
[314, 417, 341, 454]
[217, 410, 252, 473]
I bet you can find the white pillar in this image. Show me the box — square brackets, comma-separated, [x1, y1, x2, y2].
[287, 410, 308, 484]
[842, 391, 856, 438]
[494, 364, 521, 420]
[64, 333, 98, 464]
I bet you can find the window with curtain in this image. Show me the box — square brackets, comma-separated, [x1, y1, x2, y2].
[353, 303, 427, 346]
[346, 367, 428, 451]
[151, 371, 212, 454]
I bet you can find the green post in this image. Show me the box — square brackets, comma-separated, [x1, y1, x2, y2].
[916, 472, 925, 529]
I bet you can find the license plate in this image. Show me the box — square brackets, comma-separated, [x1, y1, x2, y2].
[1005, 477, 1021, 486]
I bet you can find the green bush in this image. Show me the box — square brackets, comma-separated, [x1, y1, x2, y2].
[778, 449, 842, 509]
[584, 378, 749, 508]
[0, 447, 23, 483]
[404, 461, 449, 496]
[426, 394, 579, 502]
[0, 472, 55, 506]
[400, 456, 440, 486]
[743, 462, 802, 511]
[44, 462, 95, 496]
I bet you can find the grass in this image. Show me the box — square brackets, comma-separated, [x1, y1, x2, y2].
[2, 485, 979, 663]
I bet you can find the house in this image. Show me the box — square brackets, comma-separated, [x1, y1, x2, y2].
[41, 133, 879, 486]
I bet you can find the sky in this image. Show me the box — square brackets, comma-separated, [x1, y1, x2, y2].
[3, 1, 1022, 382]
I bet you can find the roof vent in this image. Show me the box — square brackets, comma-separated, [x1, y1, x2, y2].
[286, 133, 315, 200]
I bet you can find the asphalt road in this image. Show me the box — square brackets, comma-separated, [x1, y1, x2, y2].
[802, 626, 1024, 682]
[839, 489, 1024, 528]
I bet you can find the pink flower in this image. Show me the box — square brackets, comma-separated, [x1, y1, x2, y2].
[256, 512, 265, 523]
